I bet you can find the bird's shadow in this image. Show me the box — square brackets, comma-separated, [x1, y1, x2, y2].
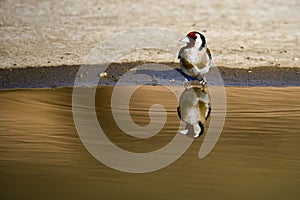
[132, 68, 199, 82]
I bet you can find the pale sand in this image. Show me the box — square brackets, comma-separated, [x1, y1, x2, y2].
[0, 0, 299, 69]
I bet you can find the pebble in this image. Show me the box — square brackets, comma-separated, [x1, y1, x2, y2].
[99, 72, 108, 78]
[152, 76, 158, 85]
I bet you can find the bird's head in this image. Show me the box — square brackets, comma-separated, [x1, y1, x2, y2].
[179, 31, 206, 50]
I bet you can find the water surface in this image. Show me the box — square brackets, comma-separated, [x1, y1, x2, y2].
[0, 86, 299, 200]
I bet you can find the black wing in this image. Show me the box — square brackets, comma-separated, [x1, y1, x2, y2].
[196, 121, 205, 138]
[206, 48, 212, 60]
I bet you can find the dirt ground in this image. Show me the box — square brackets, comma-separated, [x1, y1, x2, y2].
[0, 0, 299, 69]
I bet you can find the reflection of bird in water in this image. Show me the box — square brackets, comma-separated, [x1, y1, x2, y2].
[178, 31, 212, 87]
[177, 85, 211, 138]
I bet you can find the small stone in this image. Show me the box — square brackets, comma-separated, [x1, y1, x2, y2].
[99, 72, 108, 78]
[248, 70, 252, 73]
[169, 79, 176, 83]
[295, 57, 299, 61]
[152, 76, 158, 85]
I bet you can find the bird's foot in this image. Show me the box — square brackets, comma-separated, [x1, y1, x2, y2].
[199, 80, 207, 88]
[183, 78, 191, 89]
[198, 76, 206, 87]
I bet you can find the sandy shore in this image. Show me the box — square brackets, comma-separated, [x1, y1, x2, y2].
[0, 0, 299, 69]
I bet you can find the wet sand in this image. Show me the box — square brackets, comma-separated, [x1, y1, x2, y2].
[0, 86, 299, 200]
[1, 63, 300, 89]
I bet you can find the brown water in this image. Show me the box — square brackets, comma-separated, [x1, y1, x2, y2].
[0, 87, 300, 200]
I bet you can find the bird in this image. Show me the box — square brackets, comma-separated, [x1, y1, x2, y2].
[178, 31, 212, 86]
[177, 85, 211, 138]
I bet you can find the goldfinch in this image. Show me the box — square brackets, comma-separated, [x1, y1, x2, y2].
[178, 31, 212, 85]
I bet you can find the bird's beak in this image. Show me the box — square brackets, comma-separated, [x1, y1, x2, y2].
[179, 36, 190, 43]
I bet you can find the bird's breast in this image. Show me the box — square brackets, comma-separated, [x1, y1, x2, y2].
[182, 49, 201, 64]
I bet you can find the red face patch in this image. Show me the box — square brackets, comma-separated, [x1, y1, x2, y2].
[187, 32, 197, 40]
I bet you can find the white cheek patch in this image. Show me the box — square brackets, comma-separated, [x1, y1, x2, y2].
[195, 37, 203, 48]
